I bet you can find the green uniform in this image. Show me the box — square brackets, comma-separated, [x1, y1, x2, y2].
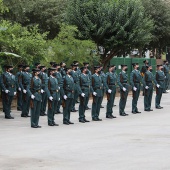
[46, 76, 60, 125]
[20, 72, 32, 117]
[118, 71, 129, 115]
[105, 71, 117, 117]
[54, 71, 64, 113]
[155, 70, 165, 108]
[79, 73, 92, 121]
[130, 69, 142, 112]
[30, 77, 42, 127]
[163, 64, 169, 92]
[39, 72, 48, 115]
[62, 75, 75, 123]
[91, 73, 104, 120]
[61, 68, 66, 77]
[143, 71, 156, 111]
[15, 71, 23, 110]
[1, 72, 16, 118]
[100, 71, 106, 107]
[70, 70, 81, 111]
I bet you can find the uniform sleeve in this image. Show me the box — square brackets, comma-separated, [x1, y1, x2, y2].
[130, 72, 135, 88]
[117, 73, 123, 89]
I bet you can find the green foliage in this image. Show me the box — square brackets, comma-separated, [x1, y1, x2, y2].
[0, 20, 47, 66]
[66, 0, 154, 66]
[0, 0, 8, 14]
[42, 24, 99, 67]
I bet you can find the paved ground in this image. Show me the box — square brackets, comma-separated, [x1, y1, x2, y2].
[0, 92, 170, 170]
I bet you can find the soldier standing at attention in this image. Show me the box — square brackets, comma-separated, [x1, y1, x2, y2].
[91, 66, 103, 121]
[20, 65, 32, 118]
[155, 65, 165, 109]
[62, 68, 75, 125]
[46, 68, 60, 126]
[0, 65, 16, 119]
[34, 62, 41, 69]
[105, 65, 117, 119]
[15, 64, 23, 111]
[60, 62, 66, 77]
[130, 63, 142, 114]
[142, 65, 156, 111]
[30, 68, 42, 128]
[83, 62, 92, 110]
[163, 60, 169, 93]
[39, 66, 48, 116]
[118, 65, 129, 116]
[79, 67, 91, 123]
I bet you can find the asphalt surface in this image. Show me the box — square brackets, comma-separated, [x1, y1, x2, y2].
[0, 92, 170, 170]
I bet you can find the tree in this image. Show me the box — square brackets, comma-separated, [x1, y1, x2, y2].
[66, 0, 153, 67]
[3, 0, 68, 39]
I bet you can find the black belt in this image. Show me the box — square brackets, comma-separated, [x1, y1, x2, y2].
[6, 85, 15, 88]
[82, 85, 90, 88]
[121, 81, 127, 83]
[134, 82, 140, 83]
[65, 89, 74, 93]
[94, 87, 103, 90]
[50, 90, 59, 93]
[33, 89, 41, 93]
[109, 84, 115, 85]
[157, 80, 164, 82]
[146, 81, 152, 83]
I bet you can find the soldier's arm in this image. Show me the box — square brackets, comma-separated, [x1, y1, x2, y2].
[130, 72, 135, 88]
[117, 73, 123, 89]
[103, 74, 109, 91]
[1, 74, 7, 91]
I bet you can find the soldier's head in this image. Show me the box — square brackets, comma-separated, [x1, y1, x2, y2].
[143, 60, 149, 65]
[73, 61, 79, 66]
[121, 65, 128, 72]
[6, 65, 14, 73]
[157, 65, 163, 71]
[146, 65, 152, 72]
[39, 66, 47, 73]
[34, 62, 41, 69]
[65, 68, 72, 75]
[132, 63, 139, 70]
[71, 63, 78, 71]
[94, 66, 100, 74]
[48, 68, 56, 76]
[99, 65, 104, 71]
[53, 64, 61, 72]
[23, 65, 30, 72]
[164, 60, 169, 65]
[83, 62, 89, 68]
[108, 65, 116, 72]
[32, 68, 40, 76]
[18, 64, 23, 71]
[60, 62, 66, 68]
[81, 67, 88, 74]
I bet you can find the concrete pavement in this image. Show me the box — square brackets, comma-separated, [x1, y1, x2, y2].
[0, 92, 170, 170]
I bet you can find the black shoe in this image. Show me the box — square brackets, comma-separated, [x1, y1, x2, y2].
[113, 105, 116, 107]
[111, 115, 117, 118]
[97, 118, 102, 121]
[144, 109, 150, 112]
[31, 125, 38, 128]
[100, 106, 104, 108]
[17, 108, 22, 111]
[132, 111, 137, 114]
[92, 118, 98, 121]
[37, 125, 41, 128]
[84, 119, 90, 122]
[125, 113, 129, 116]
[57, 110, 61, 114]
[68, 121, 74, 124]
[21, 115, 27, 118]
[136, 111, 141, 113]
[27, 115, 31, 117]
[63, 122, 69, 125]
[5, 116, 14, 119]
[79, 120, 85, 123]
[106, 115, 113, 119]
[48, 124, 54, 126]
[76, 100, 80, 103]
[156, 107, 161, 109]
[120, 114, 126, 116]
[149, 109, 153, 111]
[71, 109, 77, 112]
[53, 123, 59, 126]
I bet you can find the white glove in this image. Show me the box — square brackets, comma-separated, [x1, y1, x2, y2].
[58, 98, 60, 101]
[31, 94, 35, 99]
[58, 87, 60, 90]
[49, 96, 53, 101]
[41, 89, 44, 93]
[64, 95, 67, 100]
[145, 86, 149, 89]
[5, 90, 9, 93]
[93, 92, 97, 96]
[14, 92, 16, 95]
[165, 76, 166, 78]
[156, 84, 160, 88]
[81, 93, 85, 97]
[108, 89, 112, 93]
[133, 87, 137, 91]
[18, 87, 21, 91]
[23, 89, 27, 94]
[123, 87, 126, 92]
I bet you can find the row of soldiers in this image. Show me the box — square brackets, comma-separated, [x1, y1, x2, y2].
[0, 60, 169, 128]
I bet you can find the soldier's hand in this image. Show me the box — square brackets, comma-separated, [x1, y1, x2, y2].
[108, 89, 112, 93]
[23, 89, 27, 93]
[18, 87, 21, 91]
[5, 90, 9, 94]
[93, 92, 97, 96]
[123, 87, 126, 92]
[31, 94, 35, 99]
[41, 89, 44, 93]
[133, 87, 137, 91]
[49, 96, 53, 101]
[14, 92, 16, 95]
[156, 84, 160, 88]
[63, 95, 67, 100]
[145, 86, 149, 89]
[81, 93, 85, 97]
